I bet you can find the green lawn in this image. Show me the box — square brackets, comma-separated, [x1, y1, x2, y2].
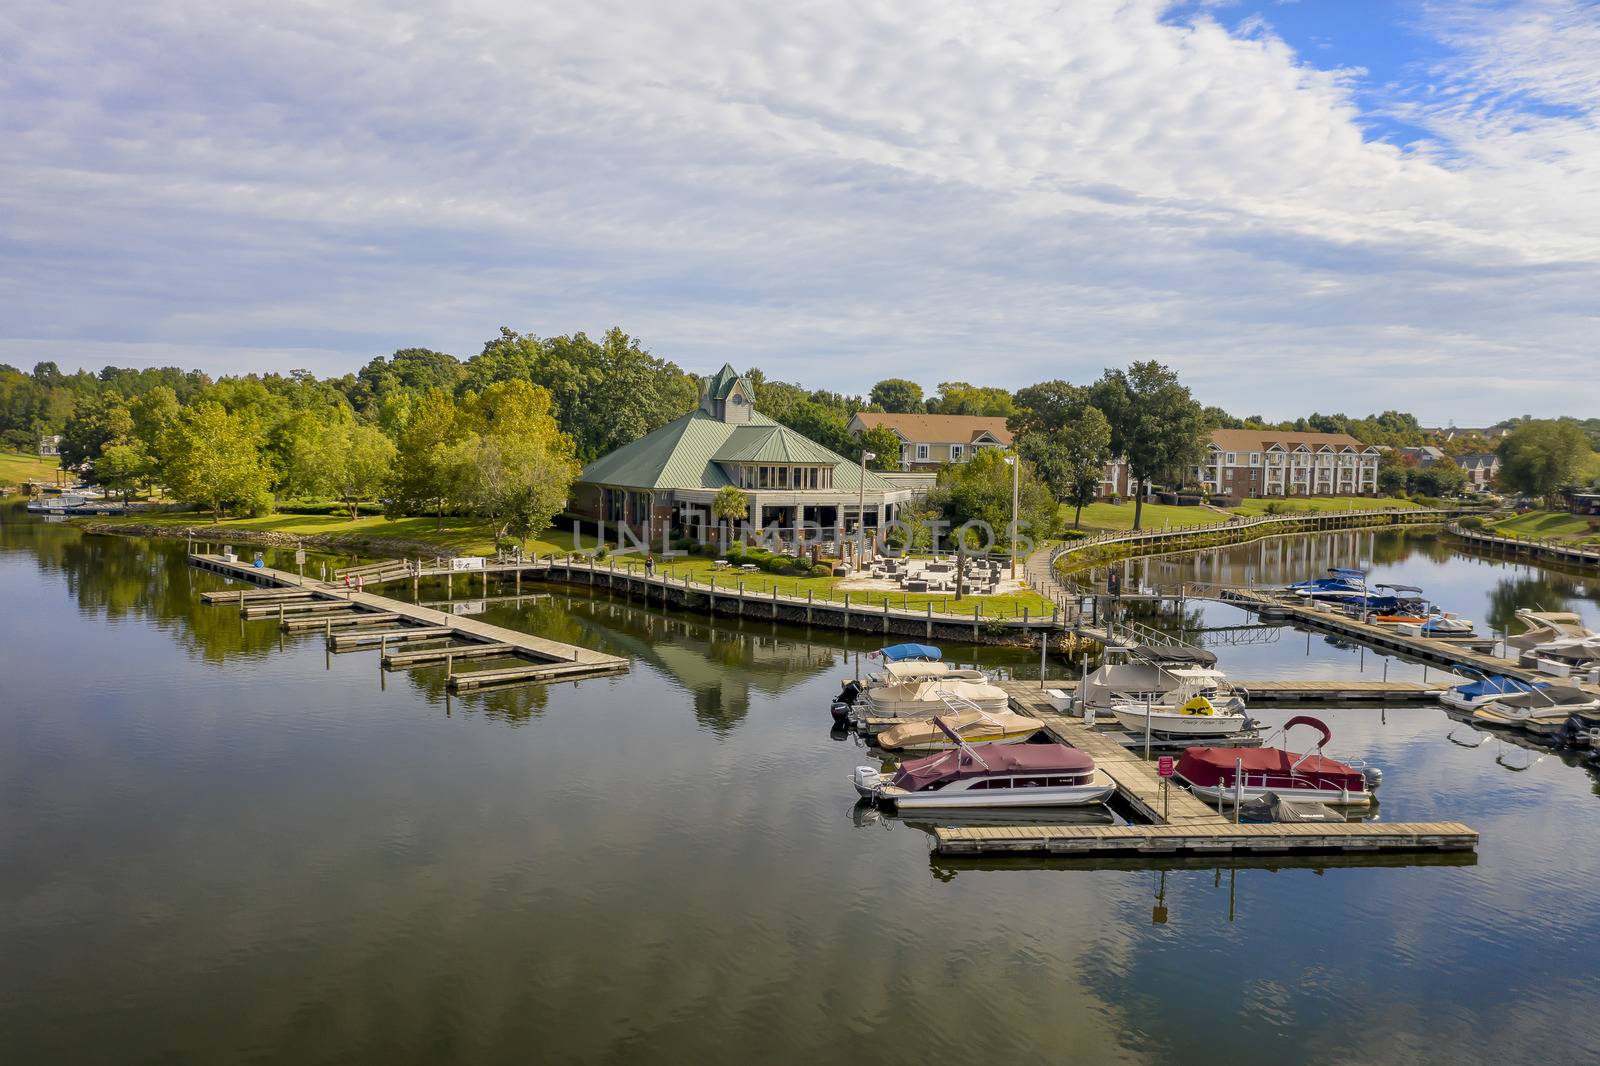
[84, 510, 582, 558]
[1488, 510, 1599, 543]
[1230, 495, 1420, 517]
[1060, 501, 1230, 532]
[630, 554, 1055, 620]
[0, 451, 66, 487]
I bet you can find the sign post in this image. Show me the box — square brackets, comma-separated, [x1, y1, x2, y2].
[1157, 755, 1174, 823]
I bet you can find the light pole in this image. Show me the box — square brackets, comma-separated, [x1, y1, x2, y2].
[856, 451, 875, 570]
[1004, 453, 1020, 579]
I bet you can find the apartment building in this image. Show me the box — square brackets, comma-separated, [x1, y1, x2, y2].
[1197, 429, 1380, 503]
[847, 412, 1012, 471]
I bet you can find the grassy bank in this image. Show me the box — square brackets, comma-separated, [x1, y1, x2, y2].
[1060, 501, 1229, 532]
[1230, 495, 1419, 517]
[1485, 510, 1599, 545]
[80, 510, 580, 558]
[0, 451, 66, 487]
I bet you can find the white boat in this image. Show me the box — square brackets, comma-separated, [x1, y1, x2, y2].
[1439, 674, 1549, 712]
[854, 675, 1010, 720]
[875, 706, 1041, 752]
[1108, 668, 1253, 737]
[853, 739, 1115, 810]
[1508, 610, 1596, 665]
[1531, 637, 1600, 679]
[1078, 647, 1245, 714]
[1473, 685, 1600, 733]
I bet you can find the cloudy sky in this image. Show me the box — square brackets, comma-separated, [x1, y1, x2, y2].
[2, 0, 1597, 421]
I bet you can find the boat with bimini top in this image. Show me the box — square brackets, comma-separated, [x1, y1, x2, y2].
[1174, 715, 1381, 807]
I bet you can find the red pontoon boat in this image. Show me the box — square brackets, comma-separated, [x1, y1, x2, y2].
[1174, 715, 1381, 807]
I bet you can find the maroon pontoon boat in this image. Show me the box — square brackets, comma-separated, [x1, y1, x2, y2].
[1174, 715, 1382, 807]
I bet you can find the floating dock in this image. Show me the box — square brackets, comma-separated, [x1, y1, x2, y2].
[947, 681, 1482, 859]
[190, 554, 628, 691]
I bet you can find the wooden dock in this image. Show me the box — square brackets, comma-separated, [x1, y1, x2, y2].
[979, 680, 1479, 859]
[934, 820, 1479, 857]
[1238, 679, 1452, 702]
[188, 554, 628, 691]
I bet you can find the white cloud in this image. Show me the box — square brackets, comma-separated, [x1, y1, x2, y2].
[0, 0, 1595, 420]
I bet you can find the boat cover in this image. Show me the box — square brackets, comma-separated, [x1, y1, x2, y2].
[1494, 685, 1595, 709]
[1175, 746, 1364, 791]
[1132, 645, 1218, 667]
[1453, 676, 1545, 698]
[879, 643, 942, 662]
[891, 743, 1094, 793]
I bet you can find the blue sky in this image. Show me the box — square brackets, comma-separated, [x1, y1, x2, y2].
[2, 0, 1597, 422]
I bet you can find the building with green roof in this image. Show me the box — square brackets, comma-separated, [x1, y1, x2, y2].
[569, 364, 915, 542]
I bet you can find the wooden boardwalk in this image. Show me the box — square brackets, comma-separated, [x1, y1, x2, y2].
[191, 554, 627, 691]
[1238, 679, 1452, 702]
[934, 820, 1479, 857]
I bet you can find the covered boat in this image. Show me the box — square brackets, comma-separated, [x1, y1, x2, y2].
[1508, 610, 1596, 665]
[853, 740, 1114, 809]
[1109, 668, 1252, 737]
[1472, 685, 1600, 733]
[1078, 646, 1244, 714]
[855, 676, 1009, 719]
[832, 648, 986, 722]
[1439, 673, 1549, 712]
[1531, 636, 1600, 679]
[1174, 715, 1380, 807]
[875, 709, 1041, 752]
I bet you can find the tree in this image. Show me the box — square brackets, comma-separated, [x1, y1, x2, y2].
[1088, 362, 1208, 530]
[853, 425, 903, 470]
[923, 448, 1057, 548]
[711, 485, 749, 547]
[1498, 420, 1591, 503]
[1011, 379, 1114, 527]
[386, 388, 464, 528]
[1412, 459, 1466, 498]
[159, 402, 271, 521]
[315, 422, 397, 519]
[58, 394, 133, 469]
[94, 442, 152, 503]
[926, 381, 1015, 417]
[1377, 450, 1408, 495]
[451, 380, 579, 547]
[869, 378, 924, 413]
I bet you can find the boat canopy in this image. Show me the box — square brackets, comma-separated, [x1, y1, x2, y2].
[1329, 567, 1367, 578]
[1375, 583, 1424, 594]
[891, 743, 1094, 793]
[879, 643, 942, 662]
[1453, 676, 1546, 698]
[1176, 746, 1364, 791]
[1131, 645, 1218, 667]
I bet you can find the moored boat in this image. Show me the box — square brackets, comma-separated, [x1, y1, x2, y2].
[854, 675, 1010, 720]
[1174, 715, 1380, 807]
[1439, 673, 1549, 712]
[1108, 669, 1253, 737]
[1508, 610, 1596, 666]
[875, 708, 1041, 752]
[853, 737, 1115, 810]
[1472, 685, 1600, 733]
[1078, 646, 1245, 714]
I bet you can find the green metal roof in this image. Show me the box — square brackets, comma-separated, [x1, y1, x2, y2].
[711, 425, 842, 464]
[577, 409, 899, 495]
[702, 363, 751, 402]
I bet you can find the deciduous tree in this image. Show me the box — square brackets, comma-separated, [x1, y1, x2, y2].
[160, 402, 271, 521]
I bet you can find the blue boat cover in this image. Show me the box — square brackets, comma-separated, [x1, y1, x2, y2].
[1454, 676, 1547, 697]
[880, 643, 942, 662]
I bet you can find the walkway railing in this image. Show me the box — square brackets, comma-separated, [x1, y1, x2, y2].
[1445, 521, 1600, 565]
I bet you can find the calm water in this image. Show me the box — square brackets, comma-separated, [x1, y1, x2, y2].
[4, 509, 1600, 1065]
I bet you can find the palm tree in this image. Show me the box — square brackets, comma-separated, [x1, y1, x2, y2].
[711, 486, 749, 552]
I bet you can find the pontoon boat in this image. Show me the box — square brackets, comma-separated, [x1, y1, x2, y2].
[853, 734, 1115, 809]
[1174, 715, 1381, 807]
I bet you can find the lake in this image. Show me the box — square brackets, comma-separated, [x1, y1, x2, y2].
[3, 508, 1599, 1064]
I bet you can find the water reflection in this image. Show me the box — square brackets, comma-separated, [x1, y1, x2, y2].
[9, 507, 1600, 1064]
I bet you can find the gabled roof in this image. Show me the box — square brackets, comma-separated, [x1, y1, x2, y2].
[579, 410, 898, 494]
[852, 411, 1014, 446]
[1209, 429, 1370, 453]
[702, 363, 752, 402]
[712, 425, 843, 464]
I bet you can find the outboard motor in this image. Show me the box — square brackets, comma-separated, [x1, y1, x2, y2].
[838, 679, 863, 706]
[853, 766, 883, 801]
[1555, 714, 1588, 748]
[1361, 766, 1383, 792]
[829, 700, 852, 725]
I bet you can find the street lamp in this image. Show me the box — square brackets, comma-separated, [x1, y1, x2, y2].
[1004, 453, 1019, 580]
[857, 451, 875, 570]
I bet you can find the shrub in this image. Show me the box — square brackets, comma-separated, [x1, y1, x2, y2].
[1457, 516, 1485, 530]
